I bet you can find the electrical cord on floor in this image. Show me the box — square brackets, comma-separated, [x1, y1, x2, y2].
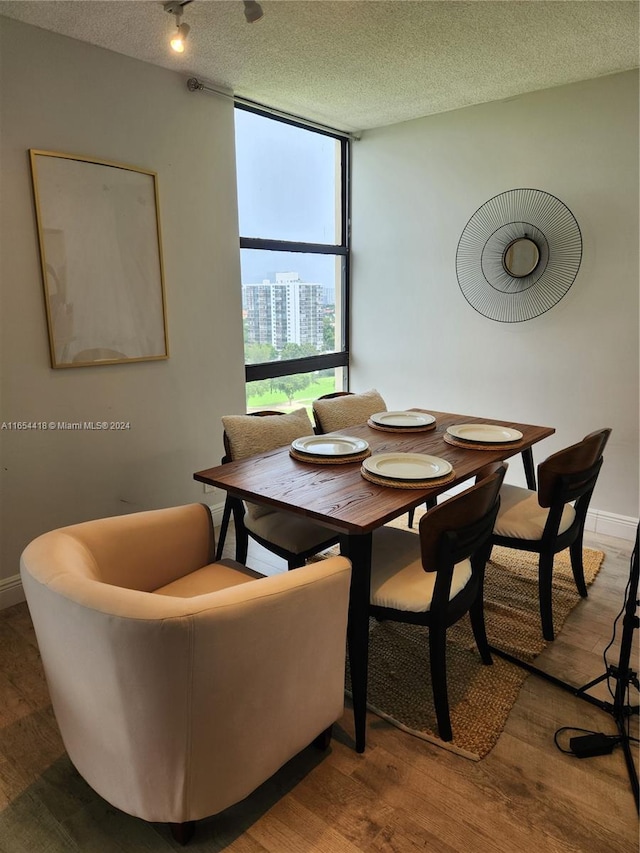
[554, 726, 623, 758]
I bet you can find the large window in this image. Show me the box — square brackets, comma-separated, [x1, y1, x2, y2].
[234, 107, 349, 413]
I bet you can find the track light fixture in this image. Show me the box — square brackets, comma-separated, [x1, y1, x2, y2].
[243, 1, 264, 24]
[163, 1, 263, 57]
[164, 1, 191, 53]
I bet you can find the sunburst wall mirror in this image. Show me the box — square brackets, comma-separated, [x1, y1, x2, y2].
[455, 188, 582, 322]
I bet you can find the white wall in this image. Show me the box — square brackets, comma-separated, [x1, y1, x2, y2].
[1, 21, 637, 610]
[0, 18, 247, 602]
[351, 71, 639, 527]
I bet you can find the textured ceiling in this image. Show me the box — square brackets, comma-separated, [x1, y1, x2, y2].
[0, 1, 638, 132]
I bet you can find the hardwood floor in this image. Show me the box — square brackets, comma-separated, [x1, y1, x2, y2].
[0, 527, 637, 852]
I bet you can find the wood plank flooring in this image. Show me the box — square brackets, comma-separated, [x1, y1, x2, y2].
[0, 526, 637, 852]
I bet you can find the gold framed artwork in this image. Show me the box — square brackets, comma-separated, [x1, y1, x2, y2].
[29, 149, 169, 368]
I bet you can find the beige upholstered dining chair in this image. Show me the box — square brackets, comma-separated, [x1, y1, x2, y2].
[218, 408, 340, 568]
[368, 465, 506, 742]
[20, 504, 352, 845]
[312, 388, 387, 434]
[491, 427, 611, 641]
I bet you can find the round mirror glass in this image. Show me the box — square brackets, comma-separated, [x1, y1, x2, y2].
[503, 238, 540, 278]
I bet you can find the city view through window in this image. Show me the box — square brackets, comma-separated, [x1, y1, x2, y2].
[234, 108, 349, 413]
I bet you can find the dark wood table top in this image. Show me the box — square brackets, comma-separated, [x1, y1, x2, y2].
[194, 410, 554, 535]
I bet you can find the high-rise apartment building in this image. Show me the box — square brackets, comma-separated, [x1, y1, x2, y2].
[243, 272, 324, 351]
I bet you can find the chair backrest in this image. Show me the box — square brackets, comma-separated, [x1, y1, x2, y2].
[537, 427, 611, 508]
[221, 410, 284, 462]
[474, 460, 509, 484]
[221, 408, 315, 462]
[312, 388, 387, 434]
[221, 408, 316, 520]
[22, 504, 216, 593]
[419, 465, 507, 571]
[315, 392, 351, 400]
[312, 393, 351, 433]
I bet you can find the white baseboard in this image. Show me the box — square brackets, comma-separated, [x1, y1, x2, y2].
[0, 574, 25, 610]
[2, 504, 634, 612]
[585, 509, 638, 542]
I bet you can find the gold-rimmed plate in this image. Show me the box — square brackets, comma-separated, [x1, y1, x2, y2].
[291, 435, 369, 457]
[369, 411, 436, 429]
[362, 453, 452, 480]
[446, 424, 523, 444]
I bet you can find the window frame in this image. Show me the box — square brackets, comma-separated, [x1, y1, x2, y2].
[235, 104, 351, 386]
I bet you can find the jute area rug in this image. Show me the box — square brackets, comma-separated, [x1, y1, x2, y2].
[341, 536, 604, 761]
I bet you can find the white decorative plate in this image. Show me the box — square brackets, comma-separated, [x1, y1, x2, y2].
[369, 411, 436, 428]
[446, 424, 523, 443]
[291, 435, 369, 457]
[362, 453, 452, 480]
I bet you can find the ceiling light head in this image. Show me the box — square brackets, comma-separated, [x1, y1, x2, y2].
[170, 22, 190, 53]
[243, 1, 264, 24]
[164, 1, 191, 53]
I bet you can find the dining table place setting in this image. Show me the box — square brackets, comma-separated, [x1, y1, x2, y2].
[443, 422, 525, 451]
[360, 452, 455, 489]
[289, 434, 371, 465]
[362, 408, 451, 490]
[367, 409, 437, 433]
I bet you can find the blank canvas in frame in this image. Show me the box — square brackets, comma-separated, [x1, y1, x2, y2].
[29, 150, 169, 368]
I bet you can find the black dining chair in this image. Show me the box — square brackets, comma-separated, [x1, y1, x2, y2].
[215, 410, 280, 562]
[216, 409, 339, 569]
[491, 428, 612, 641]
[368, 464, 506, 741]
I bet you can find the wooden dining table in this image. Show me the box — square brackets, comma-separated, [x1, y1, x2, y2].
[194, 409, 554, 752]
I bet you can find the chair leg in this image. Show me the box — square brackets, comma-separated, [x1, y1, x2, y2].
[233, 505, 249, 565]
[169, 821, 195, 845]
[429, 622, 452, 741]
[469, 597, 492, 665]
[569, 536, 588, 598]
[215, 498, 232, 561]
[472, 544, 493, 664]
[538, 551, 555, 642]
[408, 498, 437, 529]
[313, 725, 333, 750]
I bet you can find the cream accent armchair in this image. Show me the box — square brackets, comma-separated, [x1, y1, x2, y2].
[20, 504, 351, 844]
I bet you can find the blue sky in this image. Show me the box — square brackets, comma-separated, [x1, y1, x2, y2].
[235, 108, 340, 286]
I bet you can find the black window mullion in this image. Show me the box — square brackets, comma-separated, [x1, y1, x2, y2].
[240, 237, 347, 255]
[246, 351, 349, 383]
[342, 136, 351, 372]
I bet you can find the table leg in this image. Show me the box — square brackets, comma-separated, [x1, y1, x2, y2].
[522, 447, 536, 491]
[340, 531, 372, 754]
